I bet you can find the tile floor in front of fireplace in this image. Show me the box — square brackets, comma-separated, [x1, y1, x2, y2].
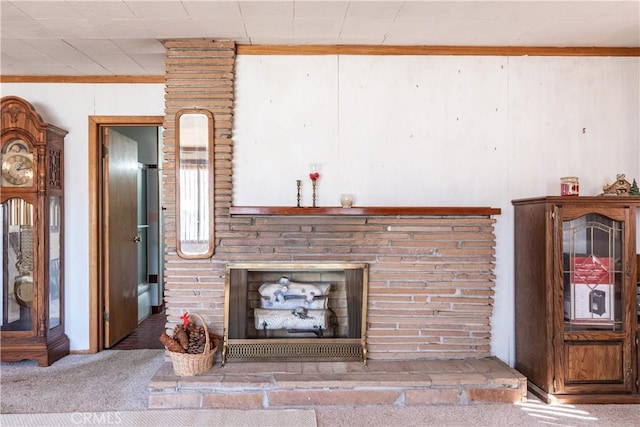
[148, 357, 526, 409]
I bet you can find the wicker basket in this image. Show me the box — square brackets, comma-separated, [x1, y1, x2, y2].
[166, 313, 219, 376]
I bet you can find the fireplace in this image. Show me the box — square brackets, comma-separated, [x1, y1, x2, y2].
[160, 41, 501, 364]
[223, 263, 369, 364]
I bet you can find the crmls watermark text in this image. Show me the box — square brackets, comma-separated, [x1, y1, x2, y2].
[70, 412, 122, 425]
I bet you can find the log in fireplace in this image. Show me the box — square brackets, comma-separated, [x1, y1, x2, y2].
[223, 263, 369, 364]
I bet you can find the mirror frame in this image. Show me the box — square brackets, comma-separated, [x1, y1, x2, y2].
[175, 109, 215, 259]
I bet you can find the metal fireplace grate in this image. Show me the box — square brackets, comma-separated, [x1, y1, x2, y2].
[223, 338, 365, 363]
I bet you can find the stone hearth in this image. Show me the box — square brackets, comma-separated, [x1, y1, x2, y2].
[148, 357, 526, 409]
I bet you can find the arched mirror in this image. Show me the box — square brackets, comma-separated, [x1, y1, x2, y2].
[175, 110, 214, 258]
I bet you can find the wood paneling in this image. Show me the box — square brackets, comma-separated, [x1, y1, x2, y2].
[230, 206, 501, 216]
[237, 45, 640, 57]
[565, 341, 624, 383]
[0, 75, 165, 83]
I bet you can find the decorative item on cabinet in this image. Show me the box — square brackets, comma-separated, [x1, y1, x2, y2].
[560, 176, 579, 196]
[601, 174, 633, 196]
[1, 96, 70, 366]
[513, 196, 640, 403]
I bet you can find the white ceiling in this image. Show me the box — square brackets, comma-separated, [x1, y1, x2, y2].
[1, 1, 639, 76]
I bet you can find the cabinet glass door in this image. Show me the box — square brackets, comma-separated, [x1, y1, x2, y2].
[1, 198, 34, 332]
[562, 213, 624, 331]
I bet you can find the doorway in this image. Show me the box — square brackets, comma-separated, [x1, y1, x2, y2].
[88, 116, 164, 352]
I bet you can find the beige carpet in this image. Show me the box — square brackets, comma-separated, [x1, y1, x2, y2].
[1, 349, 164, 413]
[2, 350, 639, 426]
[0, 409, 317, 427]
[315, 402, 640, 427]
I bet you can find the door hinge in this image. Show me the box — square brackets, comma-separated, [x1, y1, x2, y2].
[104, 311, 109, 322]
[102, 144, 108, 157]
[553, 378, 557, 391]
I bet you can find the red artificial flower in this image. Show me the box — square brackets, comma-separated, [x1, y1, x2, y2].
[180, 312, 190, 327]
[309, 172, 320, 181]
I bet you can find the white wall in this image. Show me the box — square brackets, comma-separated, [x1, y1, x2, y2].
[2, 55, 639, 366]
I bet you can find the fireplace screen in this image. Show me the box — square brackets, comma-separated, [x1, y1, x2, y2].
[223, 263, 369, 364]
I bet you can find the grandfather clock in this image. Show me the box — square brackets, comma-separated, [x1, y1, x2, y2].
[1, 96, 69, 366]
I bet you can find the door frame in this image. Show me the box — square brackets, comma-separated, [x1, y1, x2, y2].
[88, 116, 163, 352]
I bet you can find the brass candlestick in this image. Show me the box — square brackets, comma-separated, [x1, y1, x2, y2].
[312, 180, 317, 207]
[296, 180, 301, 207]
[309, 164, 320, 208]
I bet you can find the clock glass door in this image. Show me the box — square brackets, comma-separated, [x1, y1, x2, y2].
[48, 196, 62, 329]
[1, 198, 34, 332]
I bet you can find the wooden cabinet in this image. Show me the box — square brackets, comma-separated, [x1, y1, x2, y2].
[1, 96, 69, 366]
[513, 196, 640, 403]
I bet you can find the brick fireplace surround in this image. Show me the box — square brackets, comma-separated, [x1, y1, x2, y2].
[149, 39, 526, 408]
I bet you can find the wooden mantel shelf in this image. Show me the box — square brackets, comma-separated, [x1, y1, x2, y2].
[229, 206, 501, 216]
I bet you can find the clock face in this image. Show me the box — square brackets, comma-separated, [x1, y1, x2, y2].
[2, 152, 34, 186]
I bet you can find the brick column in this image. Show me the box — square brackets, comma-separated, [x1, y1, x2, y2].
[161, 39, 236, 328]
